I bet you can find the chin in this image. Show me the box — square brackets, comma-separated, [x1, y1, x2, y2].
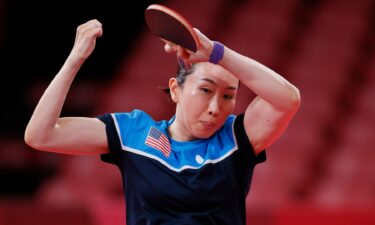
[194, 130, 216, 140]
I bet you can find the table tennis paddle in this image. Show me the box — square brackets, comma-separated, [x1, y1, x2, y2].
[145, 4, 200, 53]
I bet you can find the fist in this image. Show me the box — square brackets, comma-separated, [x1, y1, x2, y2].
[71, 19, 103, 61]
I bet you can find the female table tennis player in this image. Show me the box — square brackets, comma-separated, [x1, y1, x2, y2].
[25, 14, 300, 225]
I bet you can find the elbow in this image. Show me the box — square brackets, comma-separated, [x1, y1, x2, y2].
[289, 86, 301, 111]
[279, 84, 300, 112]
[24, 126, 33, 148]
[24, 127, 47, 151]
[24, 129, 38, 150]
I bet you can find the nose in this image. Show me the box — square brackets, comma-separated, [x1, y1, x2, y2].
[208, 97, 220, 116]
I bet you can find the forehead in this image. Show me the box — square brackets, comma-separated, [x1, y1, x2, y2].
[188, 62, 239, 88]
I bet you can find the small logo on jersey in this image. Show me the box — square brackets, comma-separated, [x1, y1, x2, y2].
[145, 127, 171, 157]
[195, 155, 204, 164]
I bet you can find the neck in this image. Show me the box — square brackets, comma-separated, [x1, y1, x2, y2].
[168, 120, 193, 142]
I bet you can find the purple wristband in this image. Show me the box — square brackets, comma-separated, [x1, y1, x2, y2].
[209, 41, 224, 64]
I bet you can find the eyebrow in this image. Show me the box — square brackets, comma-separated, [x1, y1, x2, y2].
[200, 78, 237, 90]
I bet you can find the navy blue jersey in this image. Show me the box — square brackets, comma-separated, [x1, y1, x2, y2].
[98, 109, 266, 225]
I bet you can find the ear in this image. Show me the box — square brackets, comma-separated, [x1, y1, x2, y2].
[169, 78, 180, 103]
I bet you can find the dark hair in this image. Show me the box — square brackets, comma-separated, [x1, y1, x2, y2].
[159, 63, 197, 97]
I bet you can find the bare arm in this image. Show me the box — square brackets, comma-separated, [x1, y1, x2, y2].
[166, 29, 301, 154]
[24, 19, 108, 155]
[219, 47, 301, 154]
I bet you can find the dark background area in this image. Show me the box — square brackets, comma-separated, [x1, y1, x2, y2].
[1, 0, 162, 136]
[0, 0, 164, 196]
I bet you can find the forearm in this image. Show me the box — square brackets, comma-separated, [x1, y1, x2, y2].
[219, 46, 300, 110]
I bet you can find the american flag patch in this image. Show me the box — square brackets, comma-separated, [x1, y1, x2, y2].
[145, 127, 172, 157]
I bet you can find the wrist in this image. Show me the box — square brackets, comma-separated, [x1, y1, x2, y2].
[209, 41, 224, 64]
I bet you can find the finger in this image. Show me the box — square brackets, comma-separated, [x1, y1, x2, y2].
[164, 43, 177, 53]
[176, 46, 189, 59]
[184, 60, 192, 70]
[91, 20, 103, 37]
[80, 19, 103, 37]
[193, 28, 202, 34]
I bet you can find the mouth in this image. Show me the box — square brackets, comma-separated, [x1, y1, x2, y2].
[200, 121, 215, 130]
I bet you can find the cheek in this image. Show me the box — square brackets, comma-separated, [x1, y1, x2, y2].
[225, 101, 236, 113]
[190, 88, 199, 97]
[186, 89, 208, 108]
[218, 96, 235, 110]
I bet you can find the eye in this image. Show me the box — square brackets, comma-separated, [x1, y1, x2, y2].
[224, 94, 233, 100]
[200, 88, 212, 94]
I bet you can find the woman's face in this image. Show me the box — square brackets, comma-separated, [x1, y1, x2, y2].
[171, 62, 239, 140]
